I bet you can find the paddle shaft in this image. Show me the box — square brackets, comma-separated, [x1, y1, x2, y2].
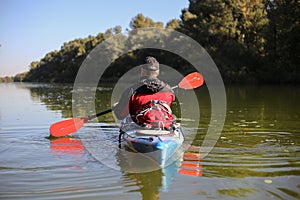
[88, 108, 113, 120]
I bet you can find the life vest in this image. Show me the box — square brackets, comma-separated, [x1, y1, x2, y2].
[114, 77, 175, 126]
[133, 100, 175, 129]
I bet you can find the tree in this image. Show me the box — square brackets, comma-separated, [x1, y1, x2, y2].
[266, 0, 300, 62]
[166, 19, 181, 29]
[263, 0, 300, 82]
[16, 1, 299, 84]
[130, 13, 164, 29]
[180, 0, 268, 51]
[30, 61, 39, 69]
[13, 72, 27, 82]
[113, 26, 122, 34]
[179, 0, 269, 82]
[180, 0, 237, 50]
[232, 0, 268, 54]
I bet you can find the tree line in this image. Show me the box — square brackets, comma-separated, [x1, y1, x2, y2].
[1, 0, 299, 84]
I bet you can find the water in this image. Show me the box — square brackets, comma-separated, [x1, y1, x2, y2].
[0, 83, 299, 200]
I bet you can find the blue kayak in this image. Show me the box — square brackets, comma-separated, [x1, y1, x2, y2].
[119, 117, 184, 168]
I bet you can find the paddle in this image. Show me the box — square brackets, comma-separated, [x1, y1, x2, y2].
[175, 72, 204, 90]
[49, 109, 112, 137]
[49, 72, 204, 137]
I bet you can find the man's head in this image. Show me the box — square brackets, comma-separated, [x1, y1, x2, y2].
[141, 56, 160, 78]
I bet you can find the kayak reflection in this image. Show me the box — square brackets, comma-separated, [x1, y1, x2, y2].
[117, 147, 203, 199]
[48, 134, 203, 200]
[126, 164, 182, 199]
[49, 136, 203, 175]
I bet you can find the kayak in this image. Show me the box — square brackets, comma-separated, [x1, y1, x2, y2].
[119, 117, 184, 168]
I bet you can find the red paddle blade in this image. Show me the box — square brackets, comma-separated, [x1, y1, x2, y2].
[50, 118, 88, 137]
[178, 72, 204, 90]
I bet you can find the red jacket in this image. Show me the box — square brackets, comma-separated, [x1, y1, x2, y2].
[114, 77, 175, 127]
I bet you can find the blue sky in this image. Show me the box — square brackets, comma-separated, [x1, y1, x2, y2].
[0, 0, 189, 76]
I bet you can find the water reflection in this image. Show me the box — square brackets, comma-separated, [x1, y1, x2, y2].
[50, 137, 85, 156]
[179, 152, 203, 177]
[27, 84, 74, 118]
[27, 83, 115, 121]
[120, 159, 180, 200]
[19, 83, 300, 199]
[48, 134, 203, 200]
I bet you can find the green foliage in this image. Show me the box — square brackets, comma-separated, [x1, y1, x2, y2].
[263, 0, 300, 83]
[176, 0, 299, 83]
[166, 19, 181, 30]
[13, 72, 27, 82]
[0, 76, 14, 83]
[179, 0, 269, 83]
[130, 13, 164, 29]
[9, 3, 298, 84]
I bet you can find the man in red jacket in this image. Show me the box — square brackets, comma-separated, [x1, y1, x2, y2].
[114, 56, 175, 129]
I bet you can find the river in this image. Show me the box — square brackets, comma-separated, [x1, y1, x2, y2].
[0, 83, 299, 199]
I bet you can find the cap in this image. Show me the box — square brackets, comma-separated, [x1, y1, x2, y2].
[142, 56, 159, 71]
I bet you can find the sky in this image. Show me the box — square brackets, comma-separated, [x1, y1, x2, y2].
[0, 0, 189, 77]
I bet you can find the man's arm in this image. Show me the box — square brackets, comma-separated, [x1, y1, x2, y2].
[113, 87, 133, 119]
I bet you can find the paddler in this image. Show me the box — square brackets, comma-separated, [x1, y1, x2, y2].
[113, 56, 175, 129]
